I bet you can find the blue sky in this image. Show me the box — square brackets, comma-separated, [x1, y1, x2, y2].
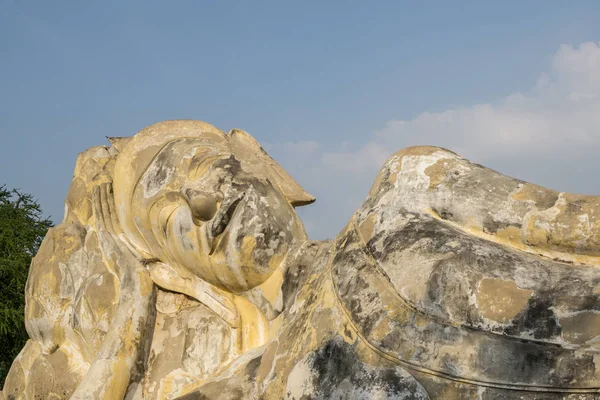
[1, 1, 600, 239]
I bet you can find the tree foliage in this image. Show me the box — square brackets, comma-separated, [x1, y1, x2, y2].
[0, 185, 53, 386]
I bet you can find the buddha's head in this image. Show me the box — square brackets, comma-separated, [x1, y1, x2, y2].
[113, 120, 314, 293]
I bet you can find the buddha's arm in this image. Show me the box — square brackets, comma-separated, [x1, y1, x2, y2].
[145, 261, 238, 327]
[70, 184, 155, 400]
[146, 260, 270, 354]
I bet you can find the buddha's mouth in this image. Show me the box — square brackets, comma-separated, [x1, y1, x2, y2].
[207, 191, 245, 255]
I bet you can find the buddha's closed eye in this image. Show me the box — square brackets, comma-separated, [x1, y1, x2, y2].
[184, 188, 224, 223]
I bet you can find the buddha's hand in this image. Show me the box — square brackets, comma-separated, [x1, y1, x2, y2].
[92, 182, 142, 267]
[70, 183, 155, 400]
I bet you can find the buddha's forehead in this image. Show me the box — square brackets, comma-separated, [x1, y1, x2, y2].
[137, 137, 232, 199]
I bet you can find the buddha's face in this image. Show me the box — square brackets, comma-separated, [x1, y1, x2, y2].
[133, 138, 306, 293]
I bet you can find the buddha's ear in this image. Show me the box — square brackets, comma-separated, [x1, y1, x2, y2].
[228, 129, 315, 207]
[106, 136, 132, 153]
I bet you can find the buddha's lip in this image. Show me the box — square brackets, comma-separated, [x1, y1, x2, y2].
[207, 191, 245, 255]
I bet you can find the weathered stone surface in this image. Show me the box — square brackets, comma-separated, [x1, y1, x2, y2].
[3, 122, 600, 399]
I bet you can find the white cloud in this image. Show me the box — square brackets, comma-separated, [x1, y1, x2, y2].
[365, 41, 600, 164]
[321, 142, 389, 173]
[270, 42, 600, 239]
[550, 42, 600, 96]
[282, 140, 320, 154]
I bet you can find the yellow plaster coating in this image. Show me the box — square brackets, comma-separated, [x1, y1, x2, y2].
[260, 267, 283, 306]
[358, 213, 377, 243]
[495, 225, 522, 243]
[476, 279, 533, 324]
[233, 295, 269, 353]
[424, 158, 462, 190]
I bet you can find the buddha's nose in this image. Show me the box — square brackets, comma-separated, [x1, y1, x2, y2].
[183, 188, 223, 225]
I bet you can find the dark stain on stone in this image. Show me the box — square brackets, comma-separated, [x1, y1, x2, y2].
[244, 355, 262, 379]
[473, 339, 560, 385]
[212, 155, 243, 178]
[343, 324, 354, 341]
[145, 143, 176, 194]
[576, 295, 600, 311]
[281, 260, 306, 310]
[177, 386, 246, 400]
[534, 192, 559, 211]
[426, 266, 442, 305]
[303, 337, 427, 399]
[551, 257, 574, 264]
[505, 297, 561, 340]
[281, 242, 329, 312]
[566, 200, 585, 214]
[348, 289, 382, 337]
[482, 217, 514, 234]
[312, 339, 354, 386]
[375, 216, 455, 263]
[431, 206, 454, 222]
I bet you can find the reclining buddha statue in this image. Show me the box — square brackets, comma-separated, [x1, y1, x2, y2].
[2, 120, 600, 399]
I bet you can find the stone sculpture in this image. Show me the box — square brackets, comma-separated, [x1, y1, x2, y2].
[3, 120, 600, 399]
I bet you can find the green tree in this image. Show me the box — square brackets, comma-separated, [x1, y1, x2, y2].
[0, 185, 53, 386]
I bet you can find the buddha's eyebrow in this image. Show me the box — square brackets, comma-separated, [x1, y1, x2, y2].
[188, 152, 228, 180]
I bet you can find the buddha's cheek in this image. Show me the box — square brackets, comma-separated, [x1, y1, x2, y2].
[226, 228, 292, 291]
[163, 207, 214, 282]
[205, 230, 283, 293]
